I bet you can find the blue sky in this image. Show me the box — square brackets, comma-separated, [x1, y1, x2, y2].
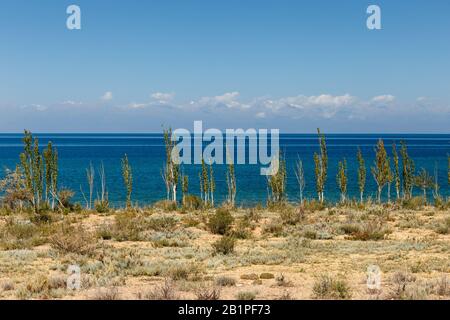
[0, 0, 449, 132]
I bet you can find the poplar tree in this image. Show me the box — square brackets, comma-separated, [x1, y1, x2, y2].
[209, 164, 215, 207]
[400, 141, 415, 199]
[371, 139, 389, 203]
[295, 158, 306, 204]
[19, 130, 44, 212]
[336, 158, 348, 203]
[314, 128, 328, 203]
[121, 154, 133, 208]
[392, 143, 401, 201]
[181, 173, 189, 205]
[226, 161, 236, 207]
[356, 147, 366, 203]
[43, 141, 58, 209]
[414, 168, 434, 202]
[268, 156, 287, 204]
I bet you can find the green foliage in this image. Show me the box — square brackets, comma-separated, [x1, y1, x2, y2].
[182, 194, 203, 211]
[121, 154, 133, 208]
[314, 128, 328, 203]
[208, 208, 234, 235]
[414, 168, 434, 201]
[356, 147, 366, 203]
[336, 158, 347, 203]
[267, 155, 287, 204]
[400, 141, 415, 199]
[312, 275, 352, 300]
[371, 139, 390, 203]
[226, 159, 237, 207]
[392, 143, 401, 200]
[212, 235, 236, 255]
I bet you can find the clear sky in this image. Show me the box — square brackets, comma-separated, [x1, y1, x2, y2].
[0, 0, 449, 132]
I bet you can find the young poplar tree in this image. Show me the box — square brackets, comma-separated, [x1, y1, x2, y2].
[400, 141, 415, 199]
[226, 161, 236, 207]
[43, 142, 58, 210]
[19, 130, 44, 212]
[121, 154, 133, 208]
[163, 128, 180, 203]
[209, 164, 215, 207]
[268, 156, 286, 204]
[313, 128, 328, 203]
[201, 159, 209, 204]
[356, 147, 366, 203]
[295, 158, 306, 204]
[414, 168, 434, 202]
[336, 159, 348, 203]
[387, 157, 393, 203]
[371, 139, 389, 203]
[392, 143, 401, 201]
[181, 173, 189, 205]
[199, 172, 204, 202]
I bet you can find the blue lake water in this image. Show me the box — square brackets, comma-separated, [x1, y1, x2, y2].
[0, 133, 448, 207]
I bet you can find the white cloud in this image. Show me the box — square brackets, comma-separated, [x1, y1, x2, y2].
[195, 92, 249, 109]
[128, 102, 148, 109]
[255, 112, 266, 118]
[101, 91, 113, 101]
[151, 92, 174, 102]
[21, 104, 48, 112]
[62, 100, 83, 105]
[371, 95, 395, 103]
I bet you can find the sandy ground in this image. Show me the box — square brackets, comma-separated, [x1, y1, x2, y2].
[0, 204, 449, 300]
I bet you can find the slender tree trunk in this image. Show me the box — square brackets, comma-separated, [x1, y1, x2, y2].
[388, 183, 391, 203]
[360, 191, 363, 204]
[378, 186, 382, 203]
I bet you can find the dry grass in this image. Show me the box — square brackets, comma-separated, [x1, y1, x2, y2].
[0, 204, 448, 300]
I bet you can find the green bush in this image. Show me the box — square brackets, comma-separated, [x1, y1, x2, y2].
[312, 275, 352, 300]
[153, 200, 178, 212]
[95, 199, 110, 213]
[182, 194, 203, 211]
[212, 236, 236, 255]
[401, 197, 426, 210]
[208, 208, 234, 235]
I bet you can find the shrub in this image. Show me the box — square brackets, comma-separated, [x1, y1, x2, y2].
[240, 274, 259, 280]
[350, 220, 391, 241]
[138, 279, 178, 300]
[236, 291, 257, 300]
[146, 215, 178, 232]
[93, 287, 120, 300]
[259, 273, 275, 279]
[215, 276, 236, 287]
[401, 196, 426, 210]
[94, 199, 110, 213]
[208, 208, 234, 235]
[280, 206, 305, 225]
[230, 219, 252, 239]
[312, 275, 352, 300]
[195, 287, 221, 300]
[111, 212, 143, 241]
[50, 225, 96, 255]
[303, 199, 326, 212]
[165, 263, 203, 281]
[262, 219, 283, 236]
[182, 195, 203, 211]
[434, 217, 450, 235]
[0, 219, 47, 250]
[153, 200, 177, 212]
[212, 236, 236, 255]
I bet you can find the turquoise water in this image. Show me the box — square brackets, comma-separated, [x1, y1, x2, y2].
[0, 133, 448, 207]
